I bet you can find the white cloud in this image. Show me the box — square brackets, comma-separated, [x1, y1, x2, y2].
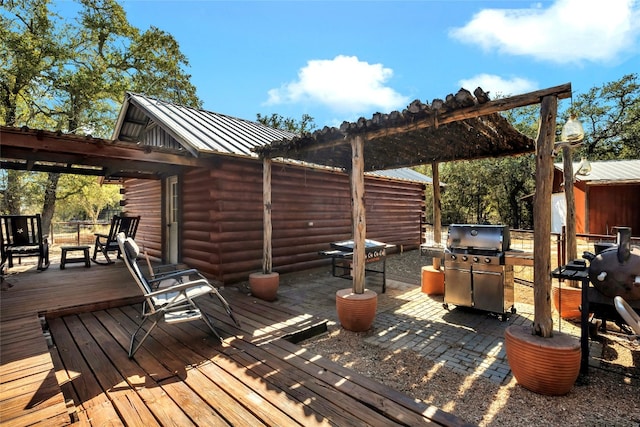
[450, 0, 640, 64]
[458, 74, 538, 98]
[265, 55, 409, 115]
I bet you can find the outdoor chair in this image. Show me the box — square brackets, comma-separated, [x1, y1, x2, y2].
[614, 296, 640, 337]
[116, 232, 240, 357]
[92, 214, 140, 264]
[0, 214, 50, 271]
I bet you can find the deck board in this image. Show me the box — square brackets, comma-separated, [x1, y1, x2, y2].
[1, 261, 470, 426]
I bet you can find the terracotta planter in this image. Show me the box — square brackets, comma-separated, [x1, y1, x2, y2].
[336, 288, 377, 332]
[249, 272, 279, 301]
[421, 266, 444, 295]
[505, 325, 581, 396]
[551, 285, 582, 319]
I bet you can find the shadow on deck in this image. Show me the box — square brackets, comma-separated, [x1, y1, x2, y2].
[0, 258, 469, 426]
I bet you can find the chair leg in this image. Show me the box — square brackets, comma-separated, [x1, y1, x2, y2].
[210, 288, 241, 327]
[129, 315, 160, 358]
[200, 309, 223, 343]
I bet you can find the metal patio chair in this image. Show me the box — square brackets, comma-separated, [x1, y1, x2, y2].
[116, 232, 240, 357]
[614, 296, 640, 337]
[0, 214, 50, 271]
[92, 215, 140, 264]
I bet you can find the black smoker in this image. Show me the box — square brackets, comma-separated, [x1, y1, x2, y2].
[443, 224, 515, 321]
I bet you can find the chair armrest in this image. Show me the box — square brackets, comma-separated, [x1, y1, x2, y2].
[148, 268, 200, 284]
[145, 278, 212, 298]
[94, 233, 109, 239]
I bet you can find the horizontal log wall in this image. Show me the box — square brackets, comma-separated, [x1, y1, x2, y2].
[126, 156, 426, 284]
[121, 178, 163, 260]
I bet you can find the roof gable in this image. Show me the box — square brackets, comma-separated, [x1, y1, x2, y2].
[113, 92, 298, 157]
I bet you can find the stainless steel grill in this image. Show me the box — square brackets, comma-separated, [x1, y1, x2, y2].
[443, 224, 515, 320]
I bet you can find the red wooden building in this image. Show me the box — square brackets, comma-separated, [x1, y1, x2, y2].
[553, 159, 640, 235]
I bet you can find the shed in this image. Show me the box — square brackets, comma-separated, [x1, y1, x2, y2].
[553, 159, 640, 235]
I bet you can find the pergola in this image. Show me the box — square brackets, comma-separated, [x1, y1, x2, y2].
[255, 83, 573, 336]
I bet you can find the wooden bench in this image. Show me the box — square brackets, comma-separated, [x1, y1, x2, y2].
[60, 245, 91, 269]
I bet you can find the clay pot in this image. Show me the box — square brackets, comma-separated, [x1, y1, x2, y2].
[551, 285, 582, 319]
[249, 272, 279, 301]
[505, 325, 581, 396]
[335, 288, 377, 332]
[421, 266, 444, 295]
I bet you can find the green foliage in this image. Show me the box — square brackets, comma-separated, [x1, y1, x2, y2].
[256, 112, 316, 133]
[1, 0, 199, 230]
[55, 175, 121, 222]
[570, 73, 640, 160]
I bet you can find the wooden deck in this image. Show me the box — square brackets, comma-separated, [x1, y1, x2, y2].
[1, 260, 471, 426]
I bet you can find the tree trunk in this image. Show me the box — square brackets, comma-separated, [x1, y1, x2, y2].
[262, 157, 272, 274]
[532, 95, 557, 338]
[351, 135, 366, 294]
[40, 173, 60, 238]
[3, 170, 22, 214]
[562, 145, 578, 287]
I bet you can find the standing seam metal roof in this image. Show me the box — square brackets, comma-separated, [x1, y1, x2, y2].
[555, 159, 640, 183]
[118, 93, 298, 156]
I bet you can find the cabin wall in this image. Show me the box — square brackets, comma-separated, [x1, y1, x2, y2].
[120, 178, 163, 260]
[123, 156, 426, 284]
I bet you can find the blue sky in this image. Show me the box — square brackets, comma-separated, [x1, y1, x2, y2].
[61, 0, 640, 128]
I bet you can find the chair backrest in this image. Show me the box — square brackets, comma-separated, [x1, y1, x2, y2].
[108, 215, 141, 241]
[116, 232, 152, 296]
[1, 214, 44, 253]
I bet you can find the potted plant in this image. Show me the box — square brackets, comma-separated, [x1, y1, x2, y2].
[504, 100, 581, 396]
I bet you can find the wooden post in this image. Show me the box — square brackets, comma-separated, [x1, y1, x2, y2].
[262, 157, 272, 274]
[432, 162, 442, 270]
[351, 135, 366, 294]
[533, 95, 557, 338]
[562, 145, 578, 287]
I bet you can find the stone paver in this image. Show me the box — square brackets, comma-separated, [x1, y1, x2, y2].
[272, 269, 585, 385]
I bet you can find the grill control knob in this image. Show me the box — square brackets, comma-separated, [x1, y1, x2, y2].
[450, 254, 456, 260]
[461, 255, 468, 261]
[473, 256, 479, 263]
[484, 257, 491, 264]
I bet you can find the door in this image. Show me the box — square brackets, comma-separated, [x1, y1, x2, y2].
[166, 176, 179, 264]
[444, 258, 473, 307]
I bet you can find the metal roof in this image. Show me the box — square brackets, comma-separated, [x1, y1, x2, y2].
[555, 159, 640, 184]
[367, 168, 436, 185]
[113, 92, 298, 157]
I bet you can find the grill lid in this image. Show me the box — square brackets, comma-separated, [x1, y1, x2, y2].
[447, 224, 511, 252]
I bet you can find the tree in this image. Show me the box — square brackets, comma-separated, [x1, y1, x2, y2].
[1, 0, 200, 232]
[57, 175, 121, 223]
[256, 112, 316, 133]
[571, 73, 640, 160]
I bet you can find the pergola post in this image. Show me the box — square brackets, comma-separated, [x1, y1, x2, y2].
[562, 145, 578, 284]
[533, 94, 558, 337]
[431, 162, 442, 269]
[262, 157, 272, 274]
[351, 135, 366, 294]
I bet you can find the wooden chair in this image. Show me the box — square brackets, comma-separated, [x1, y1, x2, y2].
[92, 214, 140, 265]
[0, 214, 50, 271]
[116, 233, 240, 357]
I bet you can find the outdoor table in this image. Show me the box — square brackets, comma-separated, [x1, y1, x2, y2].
[60, 245, 91, 269]
[319, 239, 394, 293]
